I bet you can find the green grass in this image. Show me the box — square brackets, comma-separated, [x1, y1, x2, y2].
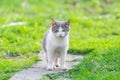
[0, 0, 120, 80]
[43, 48, 120, 80]
[0, 55, 39, 80]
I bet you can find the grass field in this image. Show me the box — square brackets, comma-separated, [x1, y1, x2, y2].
[0, 0, 120, 80]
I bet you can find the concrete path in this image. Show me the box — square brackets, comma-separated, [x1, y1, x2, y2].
[9, 51, 84, 80]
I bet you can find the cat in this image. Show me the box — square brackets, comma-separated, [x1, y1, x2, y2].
[42, 18, 70, 71]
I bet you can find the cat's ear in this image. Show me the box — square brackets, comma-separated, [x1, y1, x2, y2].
[65, 19, 70, 26]
[51, 18, 56, 26]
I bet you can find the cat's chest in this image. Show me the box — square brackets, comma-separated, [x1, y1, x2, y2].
[48, 37, 67, 48]
[53, 38, 66, 47]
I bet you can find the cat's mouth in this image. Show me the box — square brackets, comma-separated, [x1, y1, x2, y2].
[59, 35, 62, 37]
[58, 35, 65, 38]
[55, 34, 66, 38]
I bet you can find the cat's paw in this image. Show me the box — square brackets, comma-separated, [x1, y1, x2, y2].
[56, 64, 60, 67]
[47, 69, 53, 71]
[47, 67, 53, 71]
[53, 63, 60, 69]
[62, 68, 67, 71]
[53, 64, 60, 70]
[61, 66, 68, 71]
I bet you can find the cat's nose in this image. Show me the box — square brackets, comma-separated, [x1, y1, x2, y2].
[59, 34, 62, 37]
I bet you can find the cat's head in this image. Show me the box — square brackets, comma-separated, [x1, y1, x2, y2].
[51, 18, 70, 38]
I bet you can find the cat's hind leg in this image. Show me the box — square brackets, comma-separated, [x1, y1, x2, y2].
[53, 52, 60, 69]
[54, 57, 60, 68]
[55, 58, 60, 67]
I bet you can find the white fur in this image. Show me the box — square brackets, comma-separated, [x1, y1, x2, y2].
[56, 27, 65, 37]
[45, 27, 69, 70]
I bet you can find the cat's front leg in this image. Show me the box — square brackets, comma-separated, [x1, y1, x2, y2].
[47, 51, 54, 71]
[60, 49, 67, 70]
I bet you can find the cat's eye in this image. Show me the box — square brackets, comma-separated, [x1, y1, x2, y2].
[62, 30, 65, 32]
[54, 30, 58, 32]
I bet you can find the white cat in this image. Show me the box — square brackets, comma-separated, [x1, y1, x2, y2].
[42, 19, 70, 71]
